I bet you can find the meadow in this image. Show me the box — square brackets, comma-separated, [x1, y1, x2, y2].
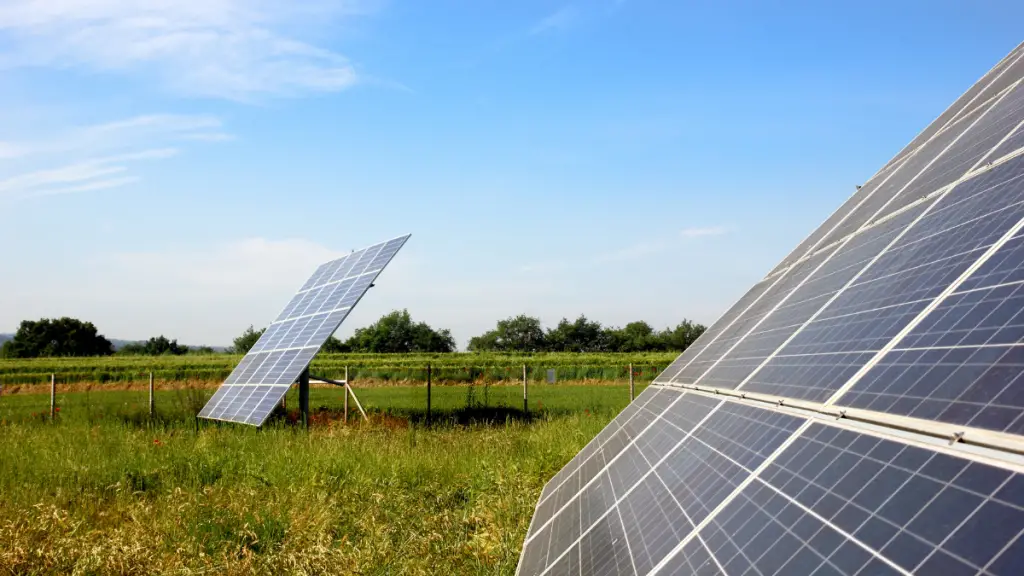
[0, 382, 646, 575]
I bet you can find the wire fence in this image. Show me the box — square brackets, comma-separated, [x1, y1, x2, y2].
[0, 363, 664, 425]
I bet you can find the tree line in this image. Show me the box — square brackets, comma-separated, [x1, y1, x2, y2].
[1, 311, 706, 358]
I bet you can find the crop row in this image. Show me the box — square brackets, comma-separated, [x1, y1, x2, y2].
[0, 352, 679, 386]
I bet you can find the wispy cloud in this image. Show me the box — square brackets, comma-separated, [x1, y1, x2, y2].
[0, 114, 227, 201]
[680, 226, 731, 238]
[2, 114, 228, 160]
[0, 148, 177, 200]
[530, 5, 579, 35]
[0, 0, 373, 100]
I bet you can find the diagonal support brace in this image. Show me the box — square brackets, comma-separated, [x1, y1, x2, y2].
[311, 374, 369, 422]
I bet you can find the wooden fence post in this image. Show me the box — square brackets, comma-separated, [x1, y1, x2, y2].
[426, 363, 432, 423]
[629, 363, 635, 402]
[50, 373, 56, 421]
[344, 366, 349, 424]
[149, 372, 155, 417]
[522, 364, 528, 415]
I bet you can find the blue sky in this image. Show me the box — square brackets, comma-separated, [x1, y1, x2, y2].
[1, 1, 1022, 348]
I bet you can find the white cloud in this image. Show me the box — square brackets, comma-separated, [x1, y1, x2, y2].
[26, 176, 140, 198]
[0, 148, 174, 200]
[2, 114, 227, 159]
[0, 0, 370, 100]
[530, 5, 579, 35]
[0, 113, 227, 201]
[680, 226, 731, 238]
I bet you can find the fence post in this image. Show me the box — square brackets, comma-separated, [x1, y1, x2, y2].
[629, 363, 634, 402]
[50, 373, 56, 421]
[523, 364, 528, 415]
[426, 363, 432, 423]
[149, 372, 155, 417]
[344, 366, 349, 424]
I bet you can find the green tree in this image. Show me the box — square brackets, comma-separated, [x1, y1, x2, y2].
[232, 325, 266, 354]
[2, 317, 114, 358]
[468, 315, 547, 352]
[606, 321, 662, 352]
[119, 335, 189, 356]
[321, 336, 351, 353]
[546, 315, 609, 352]
[659, 319, 707, 351]
[344, 310, 456, 353]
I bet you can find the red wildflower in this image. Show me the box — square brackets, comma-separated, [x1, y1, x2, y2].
[153, 439, 162, 446]
[54, 407, 60, 413]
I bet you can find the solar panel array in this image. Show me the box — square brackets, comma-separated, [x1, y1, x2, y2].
[518, 43, 1024, 576]
[198, 234, 410, 426]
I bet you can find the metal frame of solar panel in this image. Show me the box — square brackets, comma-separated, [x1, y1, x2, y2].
[518, 43, 1024, 576]
[198, 234, 410, 426]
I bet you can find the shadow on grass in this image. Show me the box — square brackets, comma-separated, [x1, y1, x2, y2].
[257, 405, 566, 429]
[77, 402, 589, 432]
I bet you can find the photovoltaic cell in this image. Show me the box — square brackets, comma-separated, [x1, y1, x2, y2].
[198, 234, 409, 426]
[881, 45, 1024, 175]
[754, 423, 1024, 575]
[520, 396, 804, 575]
[657, 279, 774, 382]
[734, 157, 1024, 403]
[697, 203, 929, 392]
[520, 43, 1024, 576]
[838, 157, 1024, 431]
[818, 101, 995, 249]
[664, 247, 838, 386]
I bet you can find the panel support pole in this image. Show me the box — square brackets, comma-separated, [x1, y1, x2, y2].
[344, 366, 349, 424]
[629, 363, 635, 402]
[149, 372, 155, 417]
[299, 367, 310, 430]
[426, 363, 432, 423]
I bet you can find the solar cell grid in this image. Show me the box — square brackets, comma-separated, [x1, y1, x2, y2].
[756, 423, 1024, 575]
[736, 156, 1024, 403]
[666, 246, 838, 386]
[988, 119, 1024, 163]
[521, 397, 807, 576]
[657, 279, 774, 382]
[881, 43, 1024, 175]
[696, 204, 929, 392]
[522, 45, 1024, 576]
[198, 234, 409, 425]
[539, 387, 663, 503]
[820, 102, 995, 249]
[883, 82, 1024, 213]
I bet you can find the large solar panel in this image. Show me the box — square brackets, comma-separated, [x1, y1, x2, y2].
[518, 43, 1024, 575]
[198, 234, 410, 426]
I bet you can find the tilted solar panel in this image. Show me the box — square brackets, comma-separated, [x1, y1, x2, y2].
[198, 234, 410, 426]
[518, 42, 1024, 576]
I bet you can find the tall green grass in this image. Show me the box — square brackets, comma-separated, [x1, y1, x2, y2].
[0, 385, 636, 574]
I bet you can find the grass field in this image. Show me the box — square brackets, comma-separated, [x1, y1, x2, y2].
[0, 383, 644, 575]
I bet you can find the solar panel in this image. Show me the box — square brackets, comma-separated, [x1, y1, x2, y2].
[518, 43, 1024, 576]
[198, 234, 410, 426]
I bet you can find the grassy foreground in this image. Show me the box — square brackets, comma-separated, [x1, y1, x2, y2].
[0, 384, 638, 575]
